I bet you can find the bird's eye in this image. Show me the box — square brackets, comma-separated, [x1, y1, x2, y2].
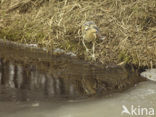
[83, 23, 89, 26]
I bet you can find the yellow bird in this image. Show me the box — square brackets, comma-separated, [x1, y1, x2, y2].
[82, 21, 102, 59]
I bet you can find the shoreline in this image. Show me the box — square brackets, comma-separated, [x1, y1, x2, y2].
[0, 39, 145, 99]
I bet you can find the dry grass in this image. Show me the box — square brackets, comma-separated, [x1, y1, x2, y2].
[0, 0, 156, 67]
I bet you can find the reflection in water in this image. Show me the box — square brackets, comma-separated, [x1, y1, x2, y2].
[0, 55, 144, 101]
[8, 63, 15, 88]
[0, 58, 85, 99]
[0, 59, 2, 84]
[16, 65, 23, 88]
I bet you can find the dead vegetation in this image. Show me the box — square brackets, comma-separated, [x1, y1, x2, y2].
[0, 0, 156, 67]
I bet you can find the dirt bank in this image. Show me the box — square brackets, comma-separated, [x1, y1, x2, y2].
[0, 0, 156, 66]
[0, 39, 145, 100]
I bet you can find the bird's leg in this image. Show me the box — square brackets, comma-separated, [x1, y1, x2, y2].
[92, 42, 95, 59]
[82, 38, 89, 52]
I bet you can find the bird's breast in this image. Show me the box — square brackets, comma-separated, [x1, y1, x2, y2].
[84, 32, 97, 42]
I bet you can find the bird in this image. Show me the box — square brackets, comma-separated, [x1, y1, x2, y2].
[81, 21, 102, 59]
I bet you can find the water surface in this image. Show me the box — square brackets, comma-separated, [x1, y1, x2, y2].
[0, 81, 156, 117]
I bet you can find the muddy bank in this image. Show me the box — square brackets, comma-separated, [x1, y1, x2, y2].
[0, 39, 144, 100]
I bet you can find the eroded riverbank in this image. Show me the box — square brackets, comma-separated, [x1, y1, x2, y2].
[0, 39, 145, 99]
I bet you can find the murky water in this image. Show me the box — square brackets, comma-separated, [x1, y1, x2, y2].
[0, 58, 83, 99]
[0, 81, 156, 117]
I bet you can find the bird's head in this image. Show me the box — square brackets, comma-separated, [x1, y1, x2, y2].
[82, 21, 98, 32]
[82, 21, 100, 41]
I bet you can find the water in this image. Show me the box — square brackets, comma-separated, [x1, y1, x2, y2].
[0, 55, 143, 99]
[0, 81, 155, 117]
